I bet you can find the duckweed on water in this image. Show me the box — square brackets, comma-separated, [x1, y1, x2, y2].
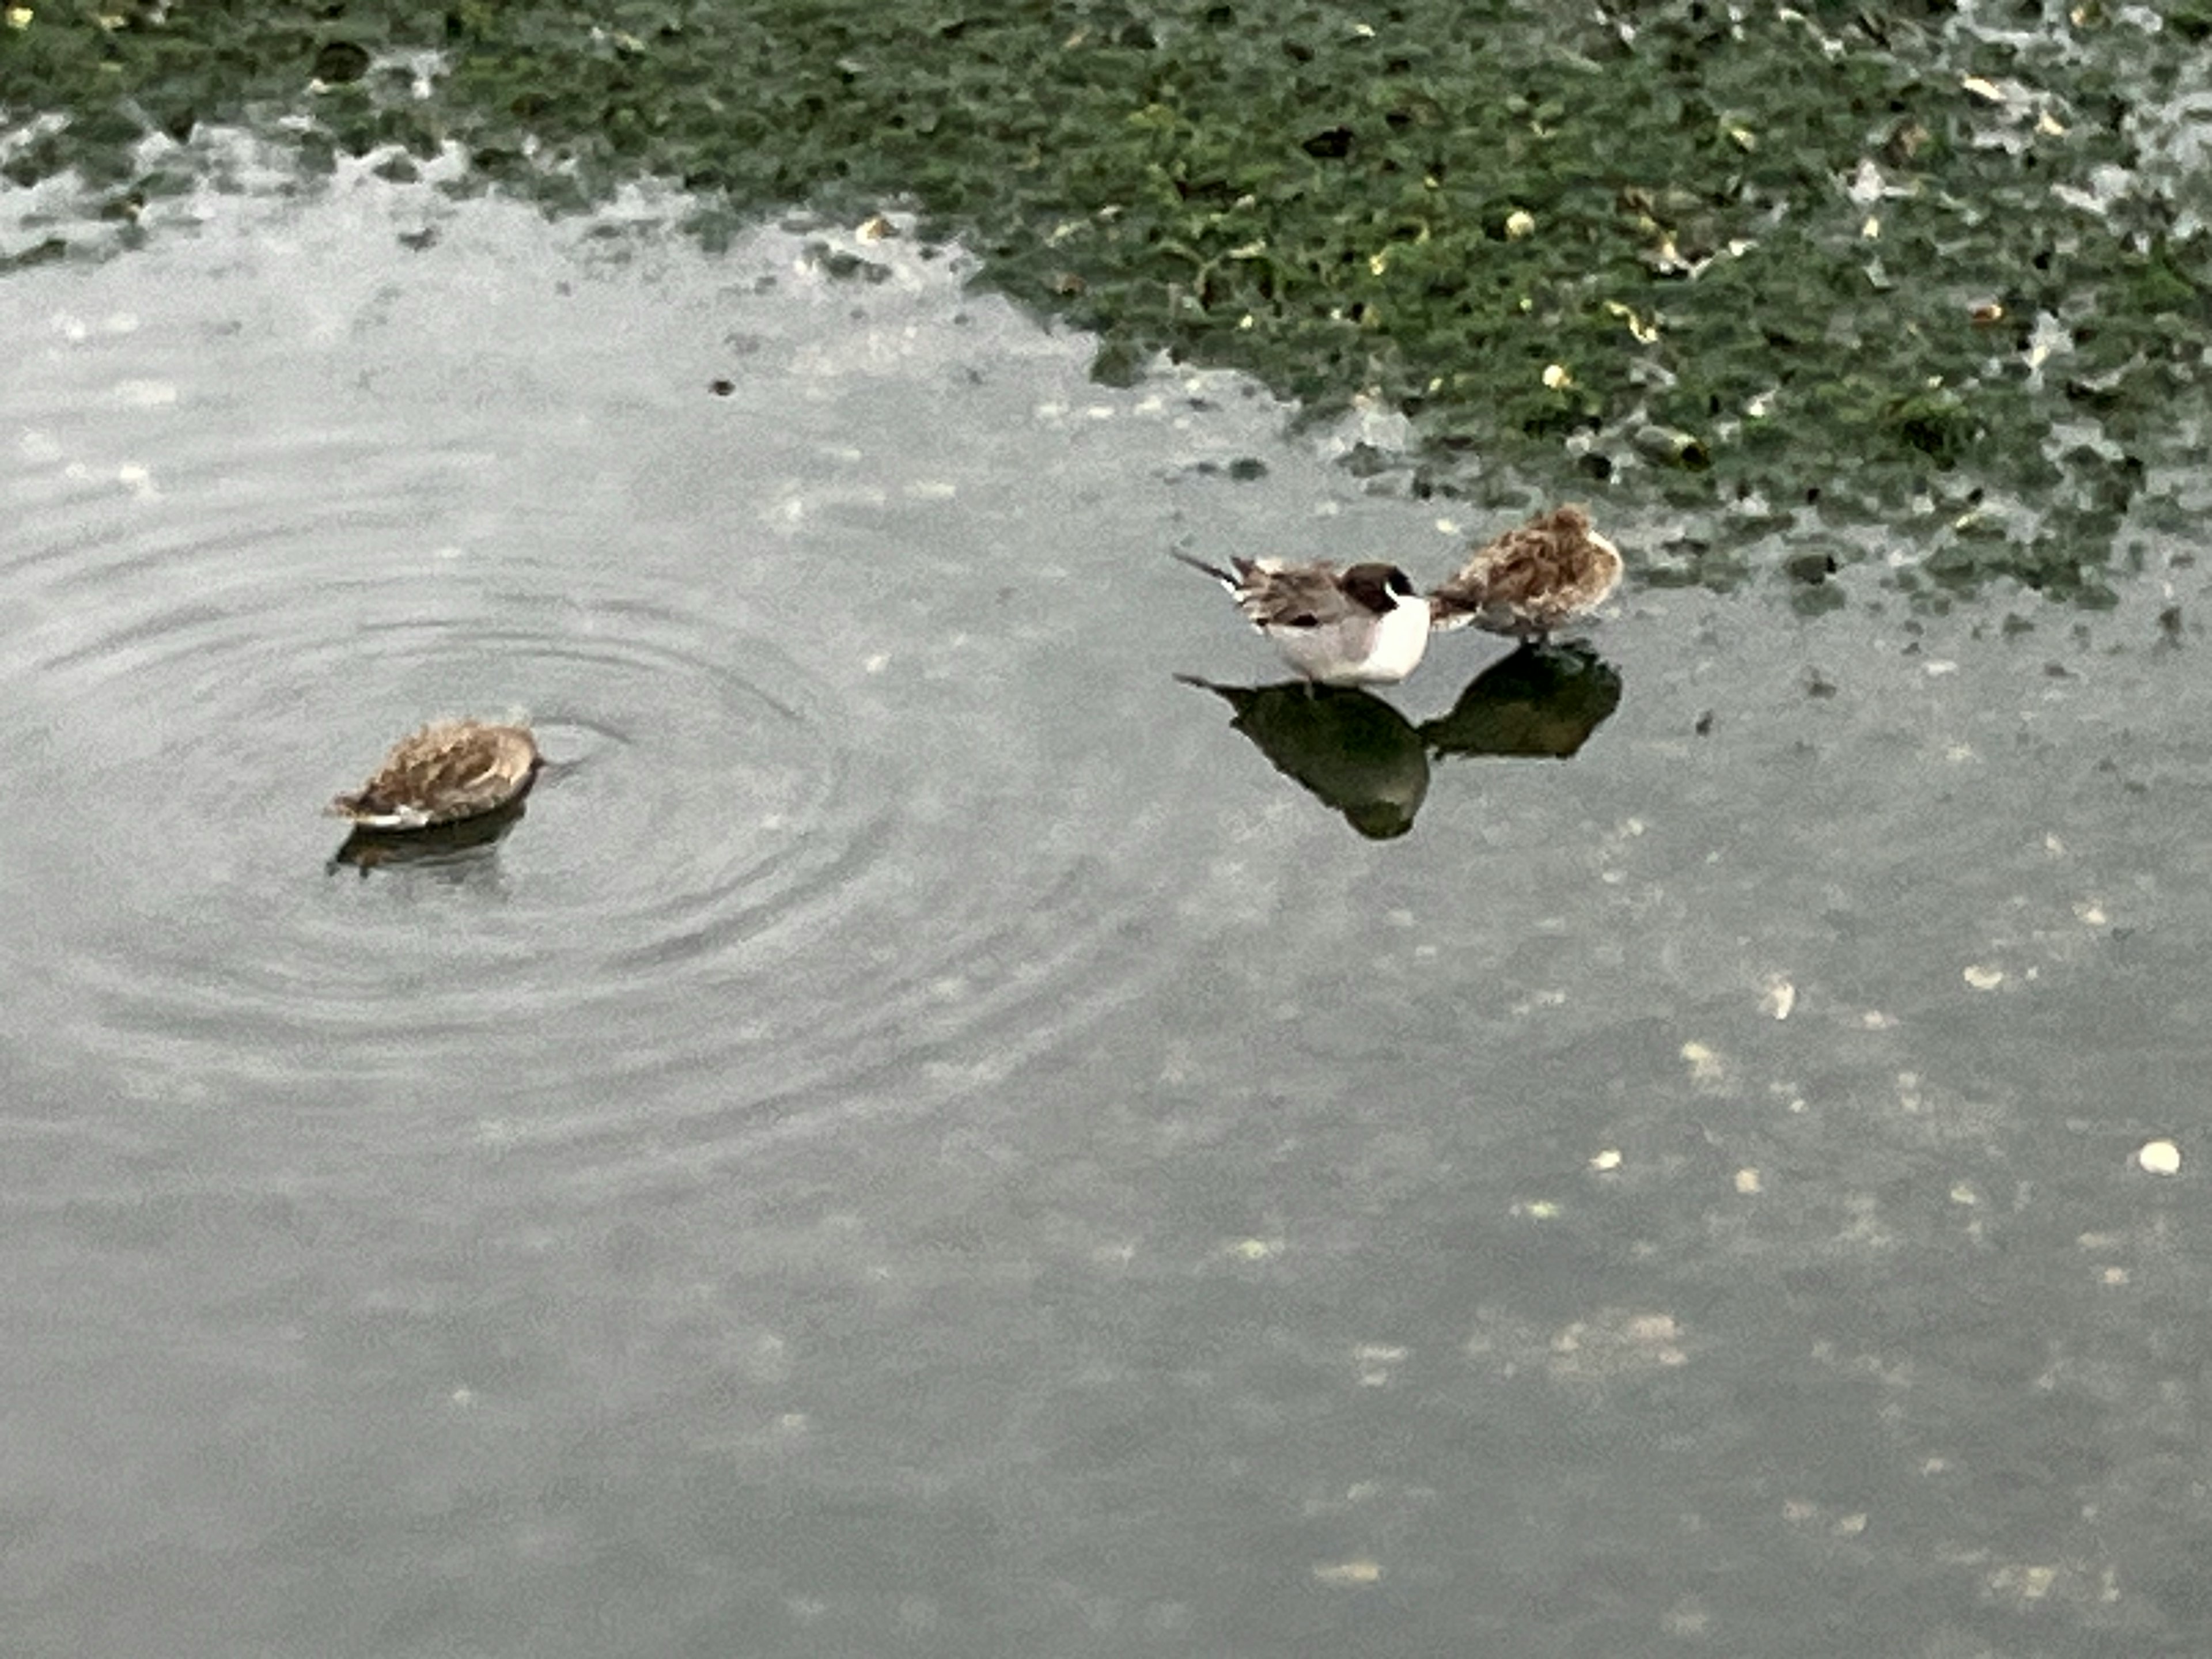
[4, 0, 2206, 597]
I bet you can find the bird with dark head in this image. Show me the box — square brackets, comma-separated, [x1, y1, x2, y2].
[1172, 551, 1430, 685]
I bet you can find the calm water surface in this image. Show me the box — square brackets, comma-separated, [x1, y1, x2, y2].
[7, 170, 2212, 1656]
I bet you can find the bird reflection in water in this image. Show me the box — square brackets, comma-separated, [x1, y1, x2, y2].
[1182, 643, 1623, 837]
[1420, 642, 1623, 761]
[1177, 676, 1430, 840]
[327, 798, 529, 879]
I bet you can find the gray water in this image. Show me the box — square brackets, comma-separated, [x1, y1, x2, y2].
[7, 164, 2212, 1657]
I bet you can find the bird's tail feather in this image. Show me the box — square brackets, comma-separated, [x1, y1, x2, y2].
[1426, 593, 1480, 632]
[1169, 548, 1239, 590]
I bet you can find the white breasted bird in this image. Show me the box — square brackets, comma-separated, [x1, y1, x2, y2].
[1172, 551, 1431, 686]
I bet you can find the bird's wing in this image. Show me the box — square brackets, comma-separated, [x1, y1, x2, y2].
[1435, 528, 1560, 610]
[1241, 563, 1362, 629]
[354, 725, 531, 816]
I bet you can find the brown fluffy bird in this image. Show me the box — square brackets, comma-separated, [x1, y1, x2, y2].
[1429, 506, 1623, 645]
[327, 719, 542, 831]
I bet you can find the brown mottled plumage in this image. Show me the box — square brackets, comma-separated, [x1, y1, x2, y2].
[1429, 506, 1624, 644]
[327, 720, 541, 831]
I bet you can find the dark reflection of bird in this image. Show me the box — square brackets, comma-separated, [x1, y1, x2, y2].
[327, 719, 542, 830]
[1429, 505, 1623, 645]
[1420, 643, 1623, 761]
[327, 798, 529, 878]
[1178, 676, 1430, 839]
[1171, 551, 1431, 685]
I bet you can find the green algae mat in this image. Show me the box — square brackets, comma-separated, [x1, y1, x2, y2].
[6, 1, 2207, 597]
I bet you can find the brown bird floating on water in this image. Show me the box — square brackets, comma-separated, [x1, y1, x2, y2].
[327, 719, 541, 831]
[1429, 505, 1624, 646]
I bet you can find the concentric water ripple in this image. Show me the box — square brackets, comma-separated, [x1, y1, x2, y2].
[0, 189, 1216, 1187]
[5, 464, 1161, 1175]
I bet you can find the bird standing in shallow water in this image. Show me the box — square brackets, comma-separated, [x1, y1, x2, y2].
[327, 719, 542, 831]
[1172, 552, 1431, 686]
[1429, 505, 1623, 646]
